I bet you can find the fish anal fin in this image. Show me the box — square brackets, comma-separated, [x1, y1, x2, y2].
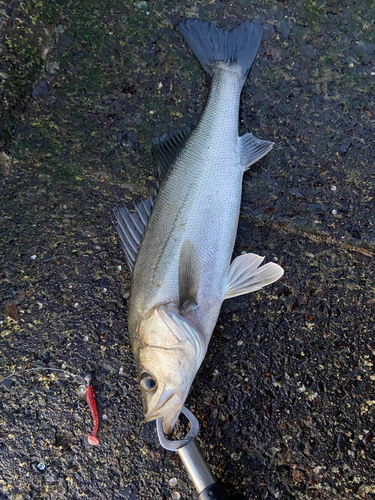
[239, 133, 274, 171]
[178, 240, 201, 309]
[152, 126, 193, 182]
[114, 195, 154, 272]
[224, 253, 284, 300]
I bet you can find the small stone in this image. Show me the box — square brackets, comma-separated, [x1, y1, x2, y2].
[58, 34, 71, 47]
[171, 492, 180, 500]
[237, 340, 243, 346]
[331, 185, 337, 191]
[79, 385, 86, 395]
[168, 478, 177, 487]
[332, 209, 337, 215]
[363, 430, 373, 446]
[262, 23, 275, 41]
[2, 378, 12, 391]
[134, 1, 148, 8]
[290, 187, 304, 198]
[292, 468, 305, 483]
[30, 255, 37, 260]
[31, 80, 49, 97]
[45, 472, 58, 484]
[102, 414, 108, 422]
[117, 265, 122, 271]
[37, 463, 45, 471]
[127, 131, 137, 142]
[6, 304, 18, 320]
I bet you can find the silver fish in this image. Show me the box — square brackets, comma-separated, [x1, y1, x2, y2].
[115, 19, 284, 433]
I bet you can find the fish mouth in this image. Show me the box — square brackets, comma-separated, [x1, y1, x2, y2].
[144, 392, 183, 427]
[144, 393, 178, 420]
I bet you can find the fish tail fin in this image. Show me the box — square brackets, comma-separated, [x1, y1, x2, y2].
[178, 19, 263, 80]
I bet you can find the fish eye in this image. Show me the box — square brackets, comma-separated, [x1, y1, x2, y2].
[140, 373, 157, 392]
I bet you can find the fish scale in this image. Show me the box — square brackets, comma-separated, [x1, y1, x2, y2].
[132, 67, 244, 335]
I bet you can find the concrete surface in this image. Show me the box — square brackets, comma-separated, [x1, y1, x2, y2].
[1, 0, 375, 498]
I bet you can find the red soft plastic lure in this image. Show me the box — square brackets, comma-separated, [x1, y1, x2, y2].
[85, 373, 99, 445]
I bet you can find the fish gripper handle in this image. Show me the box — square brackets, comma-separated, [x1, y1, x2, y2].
[197, 482, 231, 500]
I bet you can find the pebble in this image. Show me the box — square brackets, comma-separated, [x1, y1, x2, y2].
[30, 255, 37, 260]
[2, 378, 12, 391]
[332, 209, 337, 215]
[168, 478, 177, 487]
[331, 185, 337, 191]
[37, 463, 45, 471]
[171, 492, 180, 500]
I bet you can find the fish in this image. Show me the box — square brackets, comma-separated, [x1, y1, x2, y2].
[114, 19, 284, 434]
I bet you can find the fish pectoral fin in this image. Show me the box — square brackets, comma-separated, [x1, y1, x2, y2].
[239, 133, 274, 171]
[223, 253, 284, 300]
[152, 127, 193, 182]
[178, 240, 201, 309]
[114, 196, 154, 272]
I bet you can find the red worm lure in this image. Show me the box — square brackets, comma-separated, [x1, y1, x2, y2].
[85, 373, 99, 446]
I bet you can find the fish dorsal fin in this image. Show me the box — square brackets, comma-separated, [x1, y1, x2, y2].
[239, 133, 274, 171]
[223, 253, 284, 300]
[178, 240, 201, 309]
[114, 196, 154, 272]
[152, 126, 193, 182]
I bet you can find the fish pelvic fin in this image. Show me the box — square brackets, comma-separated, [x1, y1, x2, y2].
[239, 133, 274, 171]
[223, 253, 284, 300]
[178, 19, 263, 80]
[178, 240, 201, 309]
[114, 196, 154, 272]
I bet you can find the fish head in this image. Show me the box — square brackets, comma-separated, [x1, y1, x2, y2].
[136, 305, 205, 434]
